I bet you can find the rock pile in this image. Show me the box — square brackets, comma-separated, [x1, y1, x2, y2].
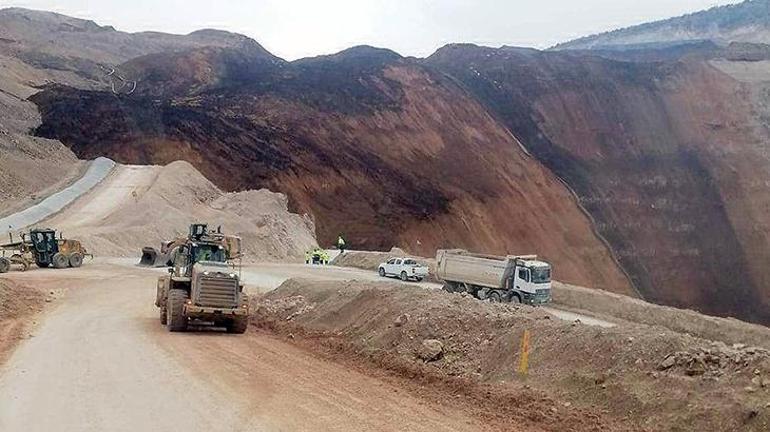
[658, 342, 770, 377]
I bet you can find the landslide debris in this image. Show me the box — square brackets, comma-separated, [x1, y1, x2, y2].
[255, 278, 770, 432]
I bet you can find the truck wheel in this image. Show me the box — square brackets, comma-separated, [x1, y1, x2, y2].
[227, 316, 249, 334]
[166, 289, 189, 332]
[378, 267, 386, 277]
[400, 271, 408, 281]
[69, 253, 84, 268]
[0, 258, 10, 273]
[159, 306, 168, 325]
[510, 294, 522, 304]
[52, 253, 69, 269]
[488, 292, 502, 303]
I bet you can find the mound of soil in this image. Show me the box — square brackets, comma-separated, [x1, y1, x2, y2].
[52, 161, 318, 261]
[255, 279, 770, 432]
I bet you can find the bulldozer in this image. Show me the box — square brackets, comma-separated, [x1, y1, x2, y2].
[0, 228, 90, 273]
[153, 224, 249, 333]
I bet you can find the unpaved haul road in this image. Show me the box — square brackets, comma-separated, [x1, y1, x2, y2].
[0, 264, 493, 432]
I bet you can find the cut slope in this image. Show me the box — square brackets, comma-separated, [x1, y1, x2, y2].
[427, 44, 770, 325]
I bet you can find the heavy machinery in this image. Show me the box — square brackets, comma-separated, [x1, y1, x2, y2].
[154, 224, 249, 333]
[140, 223, 239, 267]
[436, 249, 552, 305]
[0, 228, 90, 273]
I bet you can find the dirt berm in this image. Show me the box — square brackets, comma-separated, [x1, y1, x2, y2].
[255, 279, 770, 432]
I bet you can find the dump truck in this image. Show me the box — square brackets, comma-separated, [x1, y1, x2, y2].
[0, 228, 90, 273]
[154, 224, 249, 333]
[436, 249, 552, 305]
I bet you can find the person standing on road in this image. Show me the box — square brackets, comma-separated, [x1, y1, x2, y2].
[337, 234, 346, 254]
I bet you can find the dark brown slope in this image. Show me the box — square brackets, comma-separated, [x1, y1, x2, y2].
[0, 7, 274, 214]
[30, 45, 634, 294]
[427, 44, 770, 324]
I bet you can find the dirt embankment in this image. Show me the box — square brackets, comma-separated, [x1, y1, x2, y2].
[552, 281, 770, 350]
[331, 248, 433, 270]
[255, 279, 770, 432]
[0, 279, 45, 365]
[45, 161, 318, 262]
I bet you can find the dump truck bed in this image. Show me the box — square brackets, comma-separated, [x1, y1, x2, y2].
[436, 249, 515, 289]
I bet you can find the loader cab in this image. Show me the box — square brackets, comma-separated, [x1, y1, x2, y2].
[30, 229, 58, 253]
[189, 224, 208, 240]
[29, 229, 59, 266]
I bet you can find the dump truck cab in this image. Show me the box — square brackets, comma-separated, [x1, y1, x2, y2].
[155, 224, 249, 333]
[506, 257, 552, 305]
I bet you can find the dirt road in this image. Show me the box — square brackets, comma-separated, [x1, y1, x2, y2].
[0, 263, 495, 432]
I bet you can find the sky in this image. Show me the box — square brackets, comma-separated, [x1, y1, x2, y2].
[0, 0, 744, 60]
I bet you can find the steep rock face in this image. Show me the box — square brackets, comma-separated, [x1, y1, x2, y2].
[30, 46, 633, 294]
[427, 44, 770, 324]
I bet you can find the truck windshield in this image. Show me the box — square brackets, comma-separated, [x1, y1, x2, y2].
[193, 245, 227, 263]
[531, 267, 551, 283]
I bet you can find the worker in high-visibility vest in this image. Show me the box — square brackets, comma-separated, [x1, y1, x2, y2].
[336, 235, 346, 254]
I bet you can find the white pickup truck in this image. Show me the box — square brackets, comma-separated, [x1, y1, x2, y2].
[378, 257, 429, 282]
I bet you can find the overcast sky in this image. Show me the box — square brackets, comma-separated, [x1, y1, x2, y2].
[0, 0, 743, 60]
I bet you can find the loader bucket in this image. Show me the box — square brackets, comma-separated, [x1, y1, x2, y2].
[139, 247, 159, 267]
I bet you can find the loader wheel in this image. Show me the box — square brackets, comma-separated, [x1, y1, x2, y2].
[166, 289, 189, 332]
[400, 271, 408, 281]
[227, 315, 249, 334]
[52, 253, 69, 269]
[159, 305, 168, 325]
[69, 253, 84, 268]
[0, 258, 10, 273]
[378, 267, 386, 277]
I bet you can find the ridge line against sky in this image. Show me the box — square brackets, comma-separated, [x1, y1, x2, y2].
[0, 0, 742, 60]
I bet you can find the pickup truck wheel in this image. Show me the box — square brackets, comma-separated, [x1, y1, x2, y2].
[488, 292, 502, 303]
[400, 271, 408, 281]
[166, 289, 189, 332]
[378, 267, 386, 277]
[416, 277, 424, 282]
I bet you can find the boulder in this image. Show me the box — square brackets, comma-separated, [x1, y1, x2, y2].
[417, 339, 444, 362]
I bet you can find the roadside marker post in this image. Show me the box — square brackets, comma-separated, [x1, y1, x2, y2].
[518, 329, 531, 376]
